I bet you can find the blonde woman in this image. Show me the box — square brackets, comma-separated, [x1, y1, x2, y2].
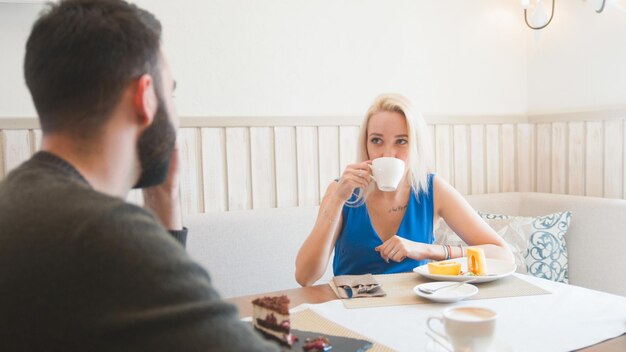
[295, 94, 514, 286]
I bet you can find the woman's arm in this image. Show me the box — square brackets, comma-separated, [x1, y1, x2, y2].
[295, 182, 344, 286]
[295, 161, 372, 286]
[433, 176, 514, 262]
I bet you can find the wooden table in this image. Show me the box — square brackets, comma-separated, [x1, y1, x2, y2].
[227, 284, 626, 352]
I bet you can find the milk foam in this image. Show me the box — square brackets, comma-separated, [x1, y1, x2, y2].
[447, 307, 496, 322]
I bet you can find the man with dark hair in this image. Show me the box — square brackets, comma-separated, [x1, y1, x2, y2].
[0, 0, 280, 351]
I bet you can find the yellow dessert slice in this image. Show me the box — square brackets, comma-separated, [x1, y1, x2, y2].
[467, 247, 488, 275]
[428, 260, 462, 275]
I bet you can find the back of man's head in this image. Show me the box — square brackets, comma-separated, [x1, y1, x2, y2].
[24, 0, 162, 137]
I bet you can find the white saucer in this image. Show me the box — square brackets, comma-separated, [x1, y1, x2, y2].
[425, 338, 515, 352]
[413, 282, 478, 303]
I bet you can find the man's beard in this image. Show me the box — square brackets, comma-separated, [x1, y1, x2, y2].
[133, 92, 176, 189]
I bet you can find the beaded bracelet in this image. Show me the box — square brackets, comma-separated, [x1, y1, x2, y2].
[442, 244, 465, 259]
[441, 244, 450, 260]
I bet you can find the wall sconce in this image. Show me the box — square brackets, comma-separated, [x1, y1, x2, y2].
[523, 0, 608, 30]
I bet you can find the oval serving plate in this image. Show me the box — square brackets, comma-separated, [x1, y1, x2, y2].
[413, 257, 516, 283]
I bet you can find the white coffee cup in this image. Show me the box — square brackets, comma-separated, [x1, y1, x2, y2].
[426, 306, 497, 352]
[369, 157, 405, 192]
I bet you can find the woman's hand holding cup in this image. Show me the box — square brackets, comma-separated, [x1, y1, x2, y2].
[334, 161, 373, 201]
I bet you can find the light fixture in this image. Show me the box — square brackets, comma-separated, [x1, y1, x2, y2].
[593, 0, 608, 13]
[523, 0, 608, 30]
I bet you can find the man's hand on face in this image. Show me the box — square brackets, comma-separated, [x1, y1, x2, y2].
[142, 142, 183, 230]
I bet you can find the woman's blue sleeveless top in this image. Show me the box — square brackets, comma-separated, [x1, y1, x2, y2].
[333, 174, 435, 275]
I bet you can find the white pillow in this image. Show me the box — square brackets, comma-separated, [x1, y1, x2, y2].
[434, 211, 572, 284]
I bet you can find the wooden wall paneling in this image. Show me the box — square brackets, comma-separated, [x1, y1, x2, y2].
[0, 131, 4, 178]
[428, 124, 436, 169]
[551, 123, 568, 194]
[250, 127, 276, 209]
[567, 122, 585, 196]
[274, 127, 298, 207]
[501, 124, 516, 192]
[585, 121, 604, 197]
[452, 125, 469, 194]
[31, 129, 42, 152]
[516, 123, 535, 192]
[5, 117, 626, 211]
[126, 189, 144, 206]
[485, 125, 500, 193]
[469, 125, 485, 194]
[318, 126, 340, 199]
[296, 127, 319, 206]
[536, 123, 552, 193]
[435, 125, 453, 184]
[339, 126, 359, 172]
[603, 119, 623, 198]
[226, 127, 252, 211]
[201, 128, 228, 212]
[0, 130, 33, 178]
[178, 128, 204, 214]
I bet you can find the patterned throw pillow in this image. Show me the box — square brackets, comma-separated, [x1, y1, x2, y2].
[434, 211, 572, 283]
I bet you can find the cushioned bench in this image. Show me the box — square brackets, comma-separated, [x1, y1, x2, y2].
[184, 192, 626, 298]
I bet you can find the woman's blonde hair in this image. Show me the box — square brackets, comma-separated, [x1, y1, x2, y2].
[351, 93, 433, 205]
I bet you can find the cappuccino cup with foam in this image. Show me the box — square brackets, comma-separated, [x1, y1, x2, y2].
[427, 306, 497, 352]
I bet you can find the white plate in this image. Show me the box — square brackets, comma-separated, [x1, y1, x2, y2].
[413, 257, 516, 283]
[413, 282, 478, 303]
[425, 337, 515, 352]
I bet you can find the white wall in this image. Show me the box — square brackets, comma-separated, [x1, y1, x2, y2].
[527, 0, 626, 114]
[0, 3, 42, 117]
[0, 0, 526, 118]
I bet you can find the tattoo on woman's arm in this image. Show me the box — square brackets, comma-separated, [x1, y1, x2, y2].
[322, 209, 339, 223]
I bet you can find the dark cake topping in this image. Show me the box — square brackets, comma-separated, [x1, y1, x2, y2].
[303, 336, 332, 351]
[252, 295, 290, 315]
[255, 313, 290, 333]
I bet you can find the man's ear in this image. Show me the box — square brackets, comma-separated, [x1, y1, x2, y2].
[133, 74, 158, 127]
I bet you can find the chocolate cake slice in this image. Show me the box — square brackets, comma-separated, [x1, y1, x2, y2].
[251, 295, 297, 347]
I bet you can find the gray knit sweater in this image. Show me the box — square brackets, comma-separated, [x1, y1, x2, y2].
[0, 152, 280, 352]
